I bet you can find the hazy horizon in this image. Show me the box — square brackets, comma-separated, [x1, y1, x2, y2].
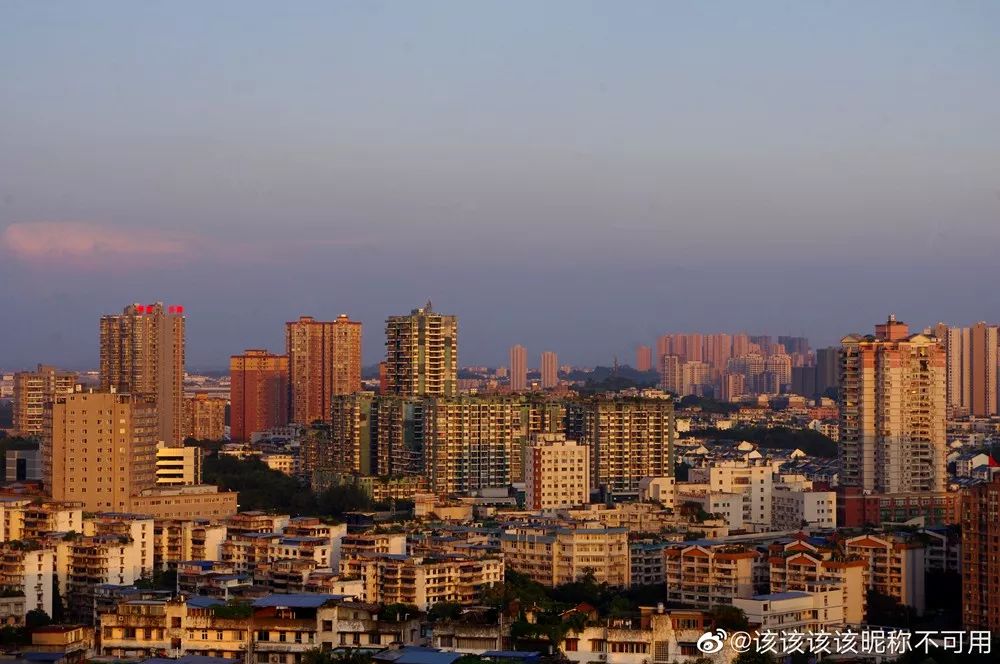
[3, 1, 999, 369]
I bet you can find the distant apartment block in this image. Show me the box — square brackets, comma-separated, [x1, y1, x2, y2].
[13, 365, 77, 437]
[183, 393, 227, 441]
[384, 303, 457, 397]
[286, 315, 362, 424]
[230, 349, 289, 442]
[525, 433, 590, 510]
[100, 302, 186, 444]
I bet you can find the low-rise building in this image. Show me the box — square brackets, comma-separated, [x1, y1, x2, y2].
[771, 486, 836, 530]
[560, 608, 734, 664]
[341, 552, 502, 610]
[501, 524, 630, 588]
[0, 543, 56, 618]
[664, 543, 760, 608]
[844, 533, 926, 616]
[524, 433, 590, 511]
[733, 588, 846, 635]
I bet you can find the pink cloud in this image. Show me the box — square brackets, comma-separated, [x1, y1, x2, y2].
[2, 222, 190, 265]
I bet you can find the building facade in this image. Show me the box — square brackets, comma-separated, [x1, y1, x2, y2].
[540, 351, 558, 389]
[230, 349, 289, 442]
[286, 315, 363, 424]
[183, 393, 227, 441]
[13, 365, 77, 437]
[43, 391, 158, 511]
[525, 433, 590, 510]
[569, 394, 675, 498]
[384, 303, 457, 397]
[509, 345, 527, 392]
[840, 316, 947, 493]
[100, 302, 185, 444]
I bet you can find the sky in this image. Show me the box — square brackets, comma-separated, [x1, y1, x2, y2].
[2, 1, 999, 370]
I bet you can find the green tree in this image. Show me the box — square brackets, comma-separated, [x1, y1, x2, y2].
[708, 605, 749, 631]
[51, 575, 65, 623]
[381, 604, 420, 622]
[25, 609, 51, 631]
[428, 601, 463, 622]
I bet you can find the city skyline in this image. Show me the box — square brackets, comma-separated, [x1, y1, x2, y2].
[4, 300, 1000, 373]
[2, 2, 1000, 369]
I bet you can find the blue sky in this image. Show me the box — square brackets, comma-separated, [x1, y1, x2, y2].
[2, 1, 999, 369]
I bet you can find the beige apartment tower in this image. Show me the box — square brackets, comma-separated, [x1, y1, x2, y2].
[933, 322, 998, 417]
[509, 344, 527, 392]
[525, 433, 590, 510]
[635, 345, 652, 372]
[286, 315, 362, 424]
[384, 302, 457, 397]
[840, 316, 947, 493]
[13, 365, 77, 436]
[569, 394, 675, 497]
[100, 302, 185, 444]
[42, 391, 159, 512]
[540, 351, 558, 389]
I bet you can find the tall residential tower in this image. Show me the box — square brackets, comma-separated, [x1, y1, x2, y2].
[510, 345, 528, 391]
[230, 349, 289, 441]
[286, 314, 362, 424]
[100, 302, 185, 444]
[384, 303, 457, 397]
[840, 315, 947, 494]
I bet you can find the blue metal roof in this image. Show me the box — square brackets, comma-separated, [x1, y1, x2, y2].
[483, 652, 541, 660]
[388, 649, 462, 664]
[253, 593, 344, 608]
[22, 653, 66, 662]
[143, 657, 238, 664]
[187, 596, 226, 608]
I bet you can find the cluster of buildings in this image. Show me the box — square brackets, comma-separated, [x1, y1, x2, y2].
[636, 333, 836, 401]
[9, 303, 1000, 664]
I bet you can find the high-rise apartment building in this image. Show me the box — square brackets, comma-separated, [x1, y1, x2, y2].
[230, 350, 289, 442]
[791, 366, 817, 398]
[509, 345, 528, 392]
[183, 393, 227, 441]
[681, 361, 711, 397]
[286, 315, 362, 424]
[840, 316, 946, 493]
[568, 394, 674, 497]
[384, 303, 457, 397]
[423, 395, 563, 494]
[635, 345, 652, 372]
[42, 391, 158, 512]
[660, 355, 682, 394]
[969, 322, 997, 417]
[540, 351, 558, 389]
[720, 372, 745, 402]
[704, 333, 732, 373]
[13, 365, 77, 437]
[329, 392, 376, 476]
[930, 322, 997, 417]
[732, 334, 750, 359]
[778, 336, 810, 357]
[765, 353, 793, 392]
[100, 302, 185, 444]
[815, 347, 840, 397]
[962, 473, 1000, 631]
[525, 433, 590, 510]
[684, 334, 704, 363]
